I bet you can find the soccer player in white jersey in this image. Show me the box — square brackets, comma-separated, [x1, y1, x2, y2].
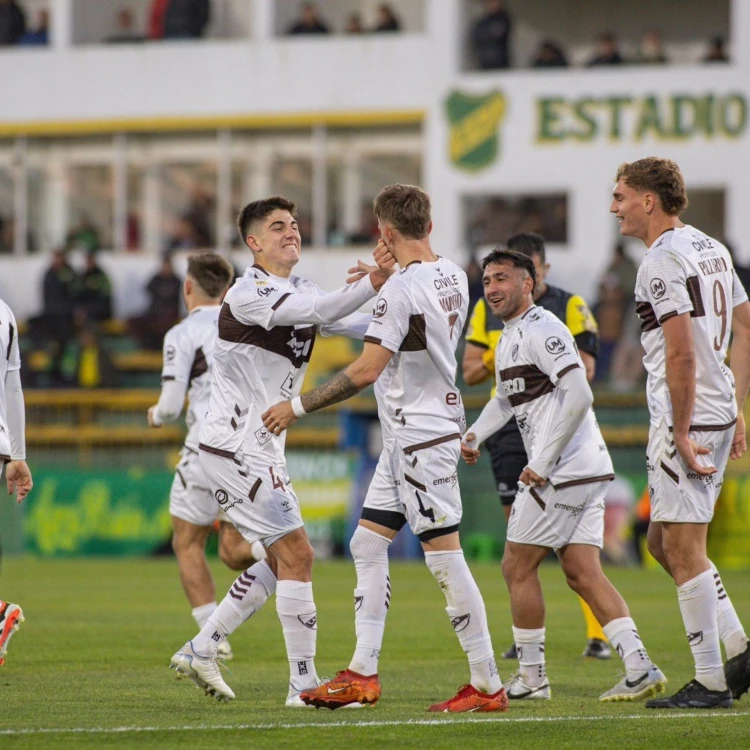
[461, 248, 666, 702]
[264, 184, 508, 713]
[148, 253, 262, 661]
[170, 196, 394, 706]
[611, 157, 750, 709]
[0, 297, 32, 666]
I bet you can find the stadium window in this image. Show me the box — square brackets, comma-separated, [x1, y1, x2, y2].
[463, 193, 568, 249]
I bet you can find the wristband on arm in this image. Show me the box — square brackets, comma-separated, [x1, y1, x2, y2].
[291, 396, 306, 418]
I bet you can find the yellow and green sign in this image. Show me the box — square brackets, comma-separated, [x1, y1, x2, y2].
[446, 90, 506, 172]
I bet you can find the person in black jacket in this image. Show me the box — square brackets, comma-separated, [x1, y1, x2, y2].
[78, 252, 113, 322]
[163, 0, 210, 39]
[287, 3, 329, 35]
[0, 0, 26, 45]
[471, 0, 511, 70]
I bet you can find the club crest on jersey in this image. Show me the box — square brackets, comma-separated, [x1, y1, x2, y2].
[511, 343, 519, 361]
[215, 489, 228, 505]
[373, 299, 388, 318]
[545, 336, 566, 355]
[650, 278, 667, 300]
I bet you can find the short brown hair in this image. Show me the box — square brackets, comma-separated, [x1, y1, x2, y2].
[186, 252, 234, 298]
[373, 184, 431, 240]
[615, 157, 688, 216]
[236, 196, 297, 246]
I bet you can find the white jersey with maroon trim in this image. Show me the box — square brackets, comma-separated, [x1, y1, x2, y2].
[200, 265, 376, 462]
[634, 225, 748, 429]
[160, 306, 219, 451]
[363, 258, 468, 451]
[494, 306, 613, 487]
[0, 298, 20, 460]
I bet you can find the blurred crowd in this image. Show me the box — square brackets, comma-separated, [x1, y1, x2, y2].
[470, 0, 730, 71]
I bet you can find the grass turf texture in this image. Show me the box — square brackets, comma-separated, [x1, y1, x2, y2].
[0, 558, 748, 749]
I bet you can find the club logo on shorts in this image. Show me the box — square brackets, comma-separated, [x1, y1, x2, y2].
[254, 426, 272, 446]
[298, 614, 317, 630]
[373, 299, 388, 318]
[165, 345, 176, 362]
[650, 278, 667, 300]
[451, 614, 471, 632]
[511, 343, 519, 361]
[215, 489, 228, 505]
[545, 336, 566, 355]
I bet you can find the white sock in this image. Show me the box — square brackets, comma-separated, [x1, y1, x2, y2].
[277, 580, 319, 691]
[677, 569, 726, 691]
[191, 602, 217, 630]
[425, 550, 502, 695]
[603, 616, 653, 676]
[348, 527, 391, 677]
[710, 560, 748, 659]
[512, 626, 547, 688]
[192, 560, 276, 655]
[250, 541, 267, 560]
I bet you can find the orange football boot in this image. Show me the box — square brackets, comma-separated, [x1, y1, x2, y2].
[0, 601, 24, 666]
[428, 684, 509, 713]
[300, 669, 381, 710]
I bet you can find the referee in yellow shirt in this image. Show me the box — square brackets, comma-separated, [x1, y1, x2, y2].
[463, 232, 609, 660]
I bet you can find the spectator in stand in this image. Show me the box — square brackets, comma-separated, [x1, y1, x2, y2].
[18, 8, 48, 46]
[163, 0, 209, 39]
[129, 253, 183, 350]
[594, 243, 637, 382]
[287, 3, 330, 35]
[531, 40, 568, 68]
[471, 0, 511, 70]
[65, 216, 101, 254]
[344, 12, 364, 34]
[635, 29, 667, 65]
[373, 4, 400, 33]
[586, 32, 624, 66]
[149, 0, 169, 39]
[61, 325, 119, 389]
[105, 8, 145, 44]
[77, 252, 113, 322]
[0, 0, 25, 45]
[703, 36, 729, 63]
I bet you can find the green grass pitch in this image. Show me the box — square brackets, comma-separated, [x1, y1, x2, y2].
[0, 557, 748, 749]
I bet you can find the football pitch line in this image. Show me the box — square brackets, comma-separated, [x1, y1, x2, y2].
[0, 712, 745, 736]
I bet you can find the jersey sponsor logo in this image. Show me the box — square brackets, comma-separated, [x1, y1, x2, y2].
[545, 336, 566, 355]
[165, 345, 176, 362]
[287, 331, 313, 361]
[502, 377, 525, 396]
[373, 298, 388, 318]
[650, 278, 667, 300]
[553, 501, 585, 516]
[257, 286, 275, 297]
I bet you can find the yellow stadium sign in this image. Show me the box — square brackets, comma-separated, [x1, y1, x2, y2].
[446, 90, 507, 172]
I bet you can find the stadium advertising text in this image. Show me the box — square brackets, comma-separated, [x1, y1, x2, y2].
[537, 92, 747, 143]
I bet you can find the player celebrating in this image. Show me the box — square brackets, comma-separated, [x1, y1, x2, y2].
[463, 232, 609, 661]
[0, 296, 33, 666]
[461, 248, 666, 702]
[611, 157, 750, 709]
[170, 196, 393, 706]
[263, 184, 507, 713]
[148, 252, 262, 661]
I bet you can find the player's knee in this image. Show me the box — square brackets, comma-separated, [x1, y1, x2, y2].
[501, 553, 523, 585]
[218, 541, 252, 571]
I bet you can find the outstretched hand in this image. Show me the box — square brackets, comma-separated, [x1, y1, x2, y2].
[262, 401, 298, 436]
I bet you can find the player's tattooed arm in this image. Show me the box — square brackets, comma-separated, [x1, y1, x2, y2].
[300, 372, 360, 414]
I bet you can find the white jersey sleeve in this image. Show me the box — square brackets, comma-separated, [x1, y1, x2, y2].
[733, 270, 749, 308]
[6, 306, 20, 373]
[363, 278, 411, 353]
[161, 325, 192, 384]
[526, 318, 582, 384]
[640, 251, 694, 323]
